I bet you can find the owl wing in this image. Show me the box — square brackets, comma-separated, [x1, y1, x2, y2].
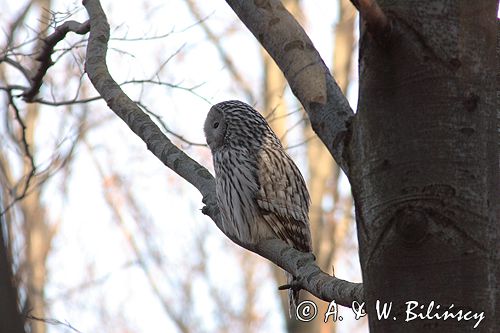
[255, 147, 312, 252]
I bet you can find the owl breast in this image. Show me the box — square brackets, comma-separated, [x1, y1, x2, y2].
[213, 147, 273, 245]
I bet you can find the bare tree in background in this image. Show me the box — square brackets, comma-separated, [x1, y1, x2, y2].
[1, 1, 292, 332]
[0, 1, 84, 332]
[301, 1, 357, 332]
[1, 1, 498, 333]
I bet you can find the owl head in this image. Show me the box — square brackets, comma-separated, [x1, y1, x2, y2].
[204, 100, 279, 152]
[204, 102, 227, 151]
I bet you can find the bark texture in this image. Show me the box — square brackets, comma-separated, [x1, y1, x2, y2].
[348, 1, 499, 331]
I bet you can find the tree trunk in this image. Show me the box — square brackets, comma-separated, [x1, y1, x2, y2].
[22, 105, 51, 333]
[22, 2, 53, 332]
[349, 1, 499, 332]
[0, 209, 25, 333]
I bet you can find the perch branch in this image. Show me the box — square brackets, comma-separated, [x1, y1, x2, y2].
[255, 239, 363, 307]
[82, 0, 362, 307]
[82, 0, 217, 227]
[23, 19, 90, 101]
[225, 0, 354, 175]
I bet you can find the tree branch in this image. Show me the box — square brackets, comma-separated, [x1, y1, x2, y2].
[0, 91, 36, 217]
[349, 0, 389, 39]
[349, 0, 360, 10]
[0, 57, 31, 82]
[255, 239, 363, 307]
[82, 0, 217, 225]
[82, 0, 362, 308]
[136, 101, 207, 147]
[23, 19, 90, 102]
[225, 0, 354, 175]
[25, 315, 82, 333]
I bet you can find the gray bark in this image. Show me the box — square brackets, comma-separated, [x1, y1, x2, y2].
[348, 1, 499, 331]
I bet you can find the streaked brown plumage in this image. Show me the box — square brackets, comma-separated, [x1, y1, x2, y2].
[204, 100, 312, 317]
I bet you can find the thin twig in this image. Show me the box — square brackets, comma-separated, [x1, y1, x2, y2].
[285, 136, 315, 150]
[136, 101, 207, 147]
[0, 92, 37, 216]
[122, 79, 211, 103]
[83, 0, 216, 214]
[23, 20, 90, 101]
[32, 95, 102, 106]
[0, 102, 97, 217]
[0, 57, 31, 81]
[25, 314, 83, 333]
[0, 85, 29, 93]
[5, 1, 33, 48]
[151, 43, 185, 79]
[185, 0, 255, 102]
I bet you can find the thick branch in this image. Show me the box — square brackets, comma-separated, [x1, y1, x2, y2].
[225, 0, 354, 175]
[350, 0, 389, 39]
[83, 0, 362, 307]
[23, 20, 91, 102]
[255, 239, 363, 307]
[83, 0, 219, 228]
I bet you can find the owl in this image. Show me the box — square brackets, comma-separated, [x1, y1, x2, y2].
[204, 100, 313, 317]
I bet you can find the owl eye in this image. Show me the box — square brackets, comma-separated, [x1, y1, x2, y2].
[213, 121, 219, 129]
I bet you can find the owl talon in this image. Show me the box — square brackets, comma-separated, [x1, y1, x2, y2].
[279, 280, 301, 291]
[278, 283, 292, 290]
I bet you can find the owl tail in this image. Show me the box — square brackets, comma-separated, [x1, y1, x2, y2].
[286, 271, 299, 318]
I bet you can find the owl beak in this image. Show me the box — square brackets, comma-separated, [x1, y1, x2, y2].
[206, 137, 213, 149]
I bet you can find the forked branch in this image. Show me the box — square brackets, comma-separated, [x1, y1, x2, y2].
[23, 20, 90, 101]
[82, 0, 362, 307]
[350, 0, 390, 39]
